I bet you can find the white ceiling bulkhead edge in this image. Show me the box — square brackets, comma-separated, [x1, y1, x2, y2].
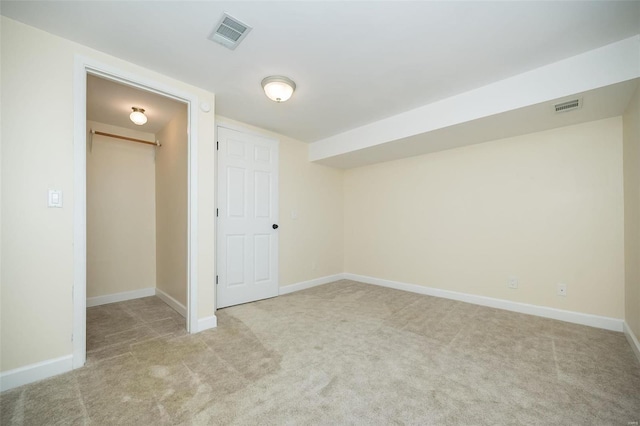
[310, 35, 640, 169]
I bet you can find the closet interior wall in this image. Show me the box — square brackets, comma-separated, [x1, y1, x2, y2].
[155, 107, 188, 310]
[87, 107, 188, 314]
[86, 120, 157, 299]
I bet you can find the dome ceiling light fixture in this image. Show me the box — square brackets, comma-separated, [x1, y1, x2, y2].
[129, 107, 147, 125]
[261, 76, 296, 103]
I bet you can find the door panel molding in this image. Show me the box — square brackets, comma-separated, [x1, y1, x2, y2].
[216, 125, 279, 308]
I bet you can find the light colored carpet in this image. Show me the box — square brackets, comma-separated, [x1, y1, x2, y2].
[2, 280, 640, 425]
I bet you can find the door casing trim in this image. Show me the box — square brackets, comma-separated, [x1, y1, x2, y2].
[73, 55, 200, 369]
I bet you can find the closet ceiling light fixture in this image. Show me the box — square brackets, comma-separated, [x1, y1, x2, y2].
[130, 107, 147, 125]
[261, 76, 296, 103]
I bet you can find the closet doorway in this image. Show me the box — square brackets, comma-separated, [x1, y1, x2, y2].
[73, 59, 200, 368]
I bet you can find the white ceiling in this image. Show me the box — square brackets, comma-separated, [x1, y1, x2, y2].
[87, 75, 186, 133]
[2, 1, 639, 143]
[317, 79, 639, 168]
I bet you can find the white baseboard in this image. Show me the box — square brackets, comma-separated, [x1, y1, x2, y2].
[279, 274, 345, 295]
[277, 273, 624, 333]
[624, 322, 640, 363]
[343, 273, 624, 332]
[0, 355, 73, 392]
[87, 287, 155, 307]
[196, 315, 218, 332]
[155, 288, 187, 318]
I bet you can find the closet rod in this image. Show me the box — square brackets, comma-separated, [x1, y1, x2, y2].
[90, 129, 161, 147]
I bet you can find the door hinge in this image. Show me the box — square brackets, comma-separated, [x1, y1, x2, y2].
[216, 141, 219, 150]
[216, 208, 219, 217]
[216, 275, 219, 285]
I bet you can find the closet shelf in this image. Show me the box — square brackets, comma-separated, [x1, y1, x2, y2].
[90, 129, 161, 147]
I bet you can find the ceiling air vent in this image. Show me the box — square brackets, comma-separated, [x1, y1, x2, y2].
[208, 13, 252, 50]
[554, 98, 582, 113]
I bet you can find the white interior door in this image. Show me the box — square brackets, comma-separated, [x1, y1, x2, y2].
[217, 126, 279, 308]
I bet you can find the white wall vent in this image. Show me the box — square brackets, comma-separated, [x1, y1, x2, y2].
[208, 13, 252, 50]
[554, 98, 582, 113]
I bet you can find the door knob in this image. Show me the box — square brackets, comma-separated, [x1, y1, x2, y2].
[272, 224, 279, 229]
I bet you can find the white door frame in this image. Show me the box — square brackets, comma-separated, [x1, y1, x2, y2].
[73, 55, 200, 369]
[215, 123, 279, 309]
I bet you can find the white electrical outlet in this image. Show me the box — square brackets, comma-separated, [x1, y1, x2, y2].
[557, 283, 567, 297]
[507, 277, 518, 289]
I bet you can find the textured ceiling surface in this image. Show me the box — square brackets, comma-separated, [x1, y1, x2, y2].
[3, 1, 639, 142]
[87, 75, 185, 134]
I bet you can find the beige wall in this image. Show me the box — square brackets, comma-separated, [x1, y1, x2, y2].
[624, 85, 640, 337]
[156, 108, 188, 306]
[216, 117, 344, 287]
[344, 117, 625, 319]
[86, 121, 157, 297]
[1, 17, 216, 372]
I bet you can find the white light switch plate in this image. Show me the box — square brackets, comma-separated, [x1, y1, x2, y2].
[48, 189, 63, 208]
